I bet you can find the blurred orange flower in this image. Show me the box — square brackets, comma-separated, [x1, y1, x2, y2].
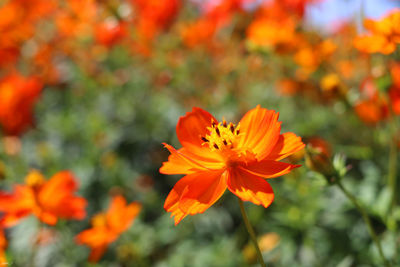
[355, 77, 389, 124]
[160, 106, 305, 225]
[277, 79, 301, 96]
[131, 0, 180, 53]
[181, 0, 240, 47]
[181, 19, 218, 48]
[389, 62, 400, 115]
[247, 15, 299, 51]
[389, 88, 400, 115]
[95, 21, 128, 48]
[76, 195, 141, 262]
[0, 0, 55, 68]
[294, 39, 337, 74]
[0, 170, 87, 227]
[355, 99, 389, 125]
[0, 73, 42, 136]
[354, 9, 400, 55]
[55, 0, 97, 38]
[390, 62, 400, 88]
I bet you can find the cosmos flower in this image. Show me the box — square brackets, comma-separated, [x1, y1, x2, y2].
[0, 170, 87, 227]
[160, 106, 305, 225]
[354, 77, 389, 125]
[0, 73, 42, 136]
[76, 195, 141, 262]
[354, 9, 400, 55]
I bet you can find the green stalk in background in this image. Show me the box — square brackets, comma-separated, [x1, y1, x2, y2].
[238, 198, 267, 267]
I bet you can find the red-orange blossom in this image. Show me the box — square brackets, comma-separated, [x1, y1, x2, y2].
[160, 106, 305, 225]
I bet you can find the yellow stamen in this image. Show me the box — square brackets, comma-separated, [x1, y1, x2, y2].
[25, 170, 46, 188]
[91, 213, 108, 227]
[202, 121, 241, 151]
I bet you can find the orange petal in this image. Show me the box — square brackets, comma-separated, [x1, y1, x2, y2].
[36, 211, 58, 225]
[76, 228, 111, 263]
[0, 186, 35, 226]
[266, 132, 305, 161]
[240, 160, 300, 179]
[179, 170, 227, 215]
[0, 210, 32, 228]
[389, 87, 400, 115]
[38, 171, 87, 221]
[88, 245, 108, 263]
[176, 107, 217, 148]
[227, 167, 274, 208]
[355, 99, 387, 124]
[354, 35, 395, 54]
[39, 171, 77, 204]
[160, 145, 197, 174]
[0, 186, 35, 212]
[237, 106, 281, 160]
[56, 197, 87, 219]
[160, 143, 223, 175]
[76, 227, 113, 247]
[164, 170, 225, 225]
[106, 196, 141, 234]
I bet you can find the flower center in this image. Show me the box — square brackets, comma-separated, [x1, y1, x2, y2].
[91, 213, 108, 228]
[25, 170, 45, 189]
[201, 120, 240, 151]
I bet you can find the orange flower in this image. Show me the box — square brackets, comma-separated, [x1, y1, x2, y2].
[95, 21, 127, 48]
[0, 0, 55, 68]
[246, 15, 299, 51]
[389, 86, 400, 115]
[160, 106, 305, 225]
[181, 19, 218, 48]
[76, 196, 141, 262]
[55, 0, 97, 38]
[390, 62, 400, 88]
[0, 73, 42, 136]
[130, 0, 180, 53]
[354, 9, 400, 55]
[354, 99, 389, 125]
[0, 170, 87, 227]
[277, 79, 301, 96]
[294, 39, 337, 74]
[181, 0, 240, 47]
[354, 77, 389, 124]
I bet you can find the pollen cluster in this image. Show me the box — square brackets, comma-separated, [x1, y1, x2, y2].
[25, 170, 46, 188]
[201, 120, 240, 150]
[91, 213, 108, 228]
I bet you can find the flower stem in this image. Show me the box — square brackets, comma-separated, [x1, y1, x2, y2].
[388, 121, 398, 214]
[237, 198, 266, 267]
[336, 180, 390, 267]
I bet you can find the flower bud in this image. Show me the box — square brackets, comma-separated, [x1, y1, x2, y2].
[305, 137, 336, 182]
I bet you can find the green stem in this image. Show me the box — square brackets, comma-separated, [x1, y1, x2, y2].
[237, 198, 266, 267]
[336, 180, 390, 267]
[388, 121, 398, 214]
